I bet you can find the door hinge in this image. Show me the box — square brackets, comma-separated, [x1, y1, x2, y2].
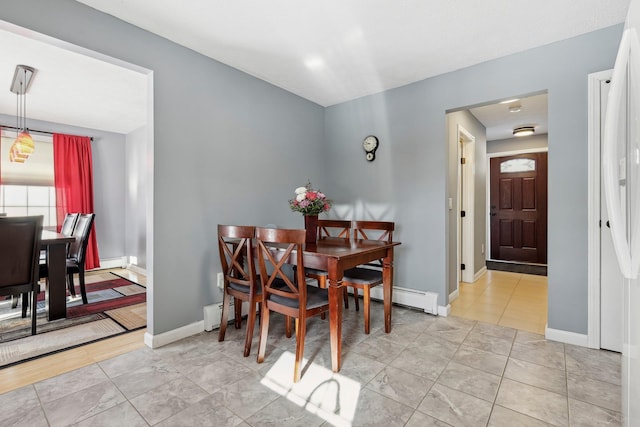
[461, 157, 466, 165]
[461, 210, 466, 217]
[461, 263, 466, 270]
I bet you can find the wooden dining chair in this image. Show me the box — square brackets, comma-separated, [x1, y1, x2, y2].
[0, 215, 43, 335]
[342, 220, 395, 334]
[300, 219, 352, 311]
[255, 227, 329, 383]
[217, 224, 261, 357]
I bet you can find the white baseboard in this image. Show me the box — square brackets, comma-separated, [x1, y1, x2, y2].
[144, 321, 204, 349]
[449, 288, 459, 302]
[438, 304, 451, 317]
[369, 286, 438, 315]
[474, 266, 487, 282]
[94, 257, 127, 270]
[545, 325, 589, 347]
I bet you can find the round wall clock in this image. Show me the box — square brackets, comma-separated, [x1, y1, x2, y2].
[363, 135, 379, 161]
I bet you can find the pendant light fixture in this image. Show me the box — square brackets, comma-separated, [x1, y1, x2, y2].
[9, 65, 36, 163]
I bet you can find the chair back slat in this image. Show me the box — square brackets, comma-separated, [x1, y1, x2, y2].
[317, 219, 351, 240]
[352, 221, 395, 268]
[255, 227, 306, 308]
[60, 213, 79, 236]
[68, 214, 95, 264]
[217, 225, 257, 292]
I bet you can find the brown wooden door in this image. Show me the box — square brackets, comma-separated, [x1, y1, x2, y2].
[490, 152, 547, 263]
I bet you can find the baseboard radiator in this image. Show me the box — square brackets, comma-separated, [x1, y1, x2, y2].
[203, 300, 253, 331]
[368, 286, 439, 315]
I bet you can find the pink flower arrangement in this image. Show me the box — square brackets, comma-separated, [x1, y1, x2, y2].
[289, 182, 332, 216]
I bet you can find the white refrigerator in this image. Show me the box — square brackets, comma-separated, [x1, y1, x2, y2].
[603, 0, 640, 424]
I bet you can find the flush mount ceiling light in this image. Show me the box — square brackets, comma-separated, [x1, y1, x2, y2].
[9, 64, 36, 163]
[508, 105, 522, 113]
[513, 126, 535, 137]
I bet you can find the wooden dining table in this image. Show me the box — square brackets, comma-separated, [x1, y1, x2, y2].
[41, 230, 75, 320]
[264, 236, 401, 372]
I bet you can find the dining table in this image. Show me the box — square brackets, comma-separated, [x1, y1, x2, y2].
[263, 236, 401, 373]
[41, 230, 75, 320]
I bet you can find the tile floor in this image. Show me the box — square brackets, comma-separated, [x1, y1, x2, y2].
[0, 281, 622, 427]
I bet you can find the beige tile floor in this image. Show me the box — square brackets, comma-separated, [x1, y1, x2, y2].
[451, 270, 548, 335]
[1, 268, 622, 427]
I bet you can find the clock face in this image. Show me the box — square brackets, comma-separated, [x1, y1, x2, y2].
[363, 135, 378, 152]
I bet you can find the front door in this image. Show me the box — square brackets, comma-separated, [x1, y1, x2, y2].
[490, 152, 548, 263]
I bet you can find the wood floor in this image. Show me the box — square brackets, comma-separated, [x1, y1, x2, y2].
[0, 268, 547, 395]
[450, 269, 548, 335]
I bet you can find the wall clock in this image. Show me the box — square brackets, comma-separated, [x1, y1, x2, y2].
[363, 135, 379, 161]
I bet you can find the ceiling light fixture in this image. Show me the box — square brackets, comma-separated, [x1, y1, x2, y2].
[513, 126, 535, 137]
[508, 105, 522, 113]
[9, 64, 36, 163]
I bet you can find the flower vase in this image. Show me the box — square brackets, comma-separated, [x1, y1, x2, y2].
[304, 214, 318, 245]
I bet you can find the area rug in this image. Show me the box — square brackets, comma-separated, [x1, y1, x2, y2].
[0, 273, 146, 368]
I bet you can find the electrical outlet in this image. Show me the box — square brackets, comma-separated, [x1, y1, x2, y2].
[217, 272, 224, 289]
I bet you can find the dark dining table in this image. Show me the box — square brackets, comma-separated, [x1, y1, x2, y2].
[264, 236, 401, 372]
[41, 230, 74, 320]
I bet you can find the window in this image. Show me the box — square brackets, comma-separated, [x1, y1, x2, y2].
[500, 158, 536, 173]
[0, 130, 56, 226]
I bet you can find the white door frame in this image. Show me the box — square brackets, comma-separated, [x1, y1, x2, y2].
[587, 69, 614, 349]
[457, 124, 476, 284]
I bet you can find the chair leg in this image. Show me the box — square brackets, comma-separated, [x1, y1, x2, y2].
[234, 297, 242, 329]
[363, 286, 371, 334]
[79, 269, 88, 304]
[31, 288, 37, 335]
[343, 286, 349, 309]
[218, 291, 231, 342]
[294, 317, 306, 383]
[67, 273, 76, 297]
[21, 293, 28, 318]
[353, 287, 360, 311]
[12, 295, 19, 309]
[257, 306, 270, 363]
[243, 301, 258, 357]
[285, 315, 293, 338]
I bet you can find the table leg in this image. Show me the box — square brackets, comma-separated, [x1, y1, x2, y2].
[46, 244, 67, 320]
[383, 249, 394, 333]
[327, 259, 343, 372]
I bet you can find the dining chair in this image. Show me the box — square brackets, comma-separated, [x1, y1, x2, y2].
[342, 220, 395, 334]
[217, 224, 261, 357]
[255, 227, 329, 383]
[39, 213, 78, 263]
[40, 213, 95, 304]
[0, 215, 43, 335]
[300, 219, 352, 310]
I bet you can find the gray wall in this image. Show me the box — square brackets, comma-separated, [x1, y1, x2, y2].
[125, 126, 147, 269]
[1, 0, 623, 336]
[0, 112, 127, 260]
[487, 134, 549, 154]
[0, 0, 326, 335]
[325, 25, 621, 334]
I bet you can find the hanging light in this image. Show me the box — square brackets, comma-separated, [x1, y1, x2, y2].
[9, 65, 36, 163]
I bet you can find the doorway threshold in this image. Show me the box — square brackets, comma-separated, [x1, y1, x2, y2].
[486, 260, 547, 276]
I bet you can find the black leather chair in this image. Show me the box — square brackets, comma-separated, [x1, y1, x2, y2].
[0, 215, 43, 335]
[40, 213, 95, 304]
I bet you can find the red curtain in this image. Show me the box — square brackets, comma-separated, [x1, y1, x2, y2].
[53, 133, 100, 269]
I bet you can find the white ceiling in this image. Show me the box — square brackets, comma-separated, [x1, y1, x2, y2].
[0, 1, 630, 135]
